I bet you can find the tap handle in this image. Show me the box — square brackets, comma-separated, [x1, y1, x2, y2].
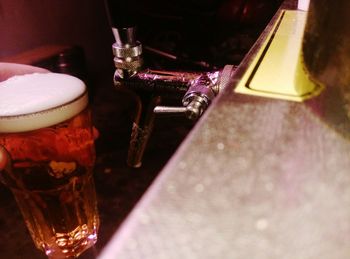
[104, 0, 137, 29]
[153, 96, 209, 121]
[153, 106, 187, 115]
[104, 0, 139, 46]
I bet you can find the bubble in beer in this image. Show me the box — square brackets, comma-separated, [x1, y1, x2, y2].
[0, 73, 88, 133]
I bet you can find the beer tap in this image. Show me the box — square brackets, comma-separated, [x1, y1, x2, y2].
[104, 0, 142, 79]
[104, 1, 235, 168]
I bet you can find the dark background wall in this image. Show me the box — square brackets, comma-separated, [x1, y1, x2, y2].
[0, 0, 283, 88]
[0, 0, 115, 86]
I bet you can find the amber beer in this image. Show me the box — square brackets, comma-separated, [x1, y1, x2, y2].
[0, 72, 99, 258]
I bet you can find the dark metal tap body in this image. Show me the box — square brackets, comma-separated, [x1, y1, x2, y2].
[104, 0, 233, 167]
[114, 69, 222, 168]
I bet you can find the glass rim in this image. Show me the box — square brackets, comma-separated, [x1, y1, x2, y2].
[0, 90, 89, 133]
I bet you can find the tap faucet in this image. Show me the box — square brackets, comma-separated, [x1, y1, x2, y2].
[104, 0, 235, 168]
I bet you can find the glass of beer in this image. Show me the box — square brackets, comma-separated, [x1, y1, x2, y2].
[0, 64, 99, 258]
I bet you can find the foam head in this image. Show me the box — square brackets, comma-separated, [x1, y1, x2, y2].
[0, 73, 88, 133]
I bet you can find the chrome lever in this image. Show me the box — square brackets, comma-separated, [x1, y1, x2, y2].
[153, 99, 207, 121]
[153, 72, 219, 120]
[153, 106, 187, 114]
[153, 97, 210, 120]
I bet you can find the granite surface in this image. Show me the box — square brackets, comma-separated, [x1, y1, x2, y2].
[98, 1, 350, 258]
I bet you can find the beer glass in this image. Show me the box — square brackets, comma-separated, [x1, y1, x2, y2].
[0, 63, 99, 258]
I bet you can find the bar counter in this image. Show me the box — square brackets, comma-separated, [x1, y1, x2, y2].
[98, 1, 350, 258]
[4, 0, 350, 258]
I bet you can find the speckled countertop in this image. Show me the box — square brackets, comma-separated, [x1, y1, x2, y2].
[98, 1, 350, 258]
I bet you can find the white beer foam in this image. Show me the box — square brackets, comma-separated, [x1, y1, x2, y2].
[0, 73, 88, 133]
[0, 73, 85, 116]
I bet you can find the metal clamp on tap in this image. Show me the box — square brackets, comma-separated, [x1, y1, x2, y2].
[112, 27, 143, 80]
[183, 73, 218, 120]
